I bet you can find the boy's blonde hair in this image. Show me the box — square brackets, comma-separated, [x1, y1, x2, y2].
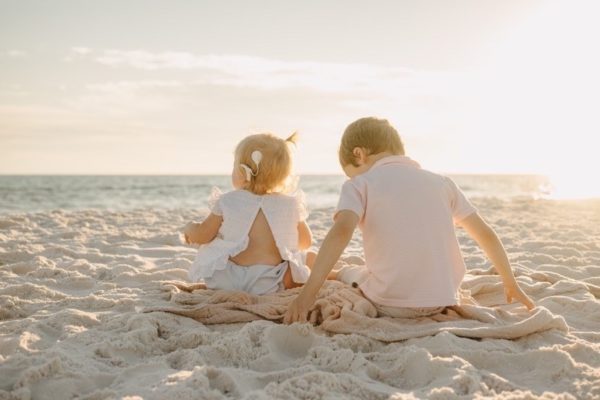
[235, 132, 298, 195]
[339, 117, 404, 167]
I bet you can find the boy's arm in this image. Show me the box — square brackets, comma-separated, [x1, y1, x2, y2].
[283, 210, 359, 324]
[458, 212, 535, 310]
[183, 213, 223, 245]
[297, 221, 313, 250]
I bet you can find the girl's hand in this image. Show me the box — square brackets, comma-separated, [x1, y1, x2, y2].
[182, 214, 223, 246]
[182, 222, 196, 245]
[504, 281, 535, 310]
[283, 294, 316, 324]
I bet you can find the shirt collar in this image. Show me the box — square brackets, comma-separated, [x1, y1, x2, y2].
[370, 155, 421, 170]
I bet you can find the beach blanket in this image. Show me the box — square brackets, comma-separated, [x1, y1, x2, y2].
[148, 265, 574, 341]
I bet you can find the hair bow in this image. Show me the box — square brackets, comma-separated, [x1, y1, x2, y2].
[240, 150, 263, 181]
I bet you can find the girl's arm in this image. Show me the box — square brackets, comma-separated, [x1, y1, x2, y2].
[298, 221, 313, 250]
[458, 212, 535, 310]
[183, 213, 223, 245]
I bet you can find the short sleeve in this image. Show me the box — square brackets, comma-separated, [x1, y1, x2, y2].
[295, 190, 309, 221]
[207, 186, 223, 216]
[335, 180, 365, 220]
[444, 177, 477, 223]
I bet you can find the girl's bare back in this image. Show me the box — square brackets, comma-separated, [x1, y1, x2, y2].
[229, 209, 283, 266]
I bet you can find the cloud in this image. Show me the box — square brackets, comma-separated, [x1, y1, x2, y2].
[58, 48, 465, 129]
[60, 80, 187, 117]
[71, 47, 92, 56]
[86, 49, 431, 95]
[0, 105, 104, 137]
[85, 80, 183, 93]
[0, 84, 29, 97]
[96, 50, 205, 70]
[4, 50, 27, 57]
[64, 46, 94, 62]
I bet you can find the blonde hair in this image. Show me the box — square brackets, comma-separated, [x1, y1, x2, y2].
[235, 132, 298, 195]
[339, 117, 404, 167]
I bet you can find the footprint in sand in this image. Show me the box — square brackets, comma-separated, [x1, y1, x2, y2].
[266, 324, 315, 360]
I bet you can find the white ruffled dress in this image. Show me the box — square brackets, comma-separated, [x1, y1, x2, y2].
[188, 188, 311, 286]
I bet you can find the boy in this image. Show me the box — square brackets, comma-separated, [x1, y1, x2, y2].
[284, 117, 534, 323]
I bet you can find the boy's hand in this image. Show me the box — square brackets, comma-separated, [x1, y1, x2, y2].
[283, 294, 316, 324]
[504, 281, 535, 310]
[283, 210, 359, 325]
[459, 213, 535, 311]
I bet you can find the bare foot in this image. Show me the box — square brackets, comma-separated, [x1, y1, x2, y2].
[327, 269, 340, 280]
[283, 266, 303, 289]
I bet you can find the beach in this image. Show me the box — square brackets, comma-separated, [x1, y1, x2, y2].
[1, 190, 599, 399]
[3, 0, 600, 397]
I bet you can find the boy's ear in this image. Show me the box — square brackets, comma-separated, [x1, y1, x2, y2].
[352, 147, 367, 164]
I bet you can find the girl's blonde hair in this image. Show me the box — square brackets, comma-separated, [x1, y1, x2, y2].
[339, 117, 404, 167]
[235, 132, 298, 195]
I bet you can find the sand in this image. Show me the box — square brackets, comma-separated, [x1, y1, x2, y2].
[1, 199, 599, 399]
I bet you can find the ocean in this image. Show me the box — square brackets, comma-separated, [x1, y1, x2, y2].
[0, 175, 553, 214]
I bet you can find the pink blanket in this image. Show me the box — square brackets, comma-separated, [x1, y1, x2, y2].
[148, 266, 570, 341]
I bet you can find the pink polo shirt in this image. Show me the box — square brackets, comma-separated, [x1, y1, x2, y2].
[335, 155, 477, 307]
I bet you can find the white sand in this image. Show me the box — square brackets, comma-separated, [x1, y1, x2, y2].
[1, 199, 599, 399]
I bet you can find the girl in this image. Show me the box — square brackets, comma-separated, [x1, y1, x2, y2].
[183, 132, 314, 295]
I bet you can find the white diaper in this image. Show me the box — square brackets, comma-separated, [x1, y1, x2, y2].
[203, 259, 288, 295]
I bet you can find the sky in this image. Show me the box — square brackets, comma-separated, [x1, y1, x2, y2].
[1, 0, 600, 185]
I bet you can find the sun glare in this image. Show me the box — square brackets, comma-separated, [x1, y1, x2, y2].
[475, 1, 600, 200]
[547, 170, 600, 200]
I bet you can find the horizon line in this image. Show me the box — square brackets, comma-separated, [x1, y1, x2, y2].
[0, 172, 549, 177]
